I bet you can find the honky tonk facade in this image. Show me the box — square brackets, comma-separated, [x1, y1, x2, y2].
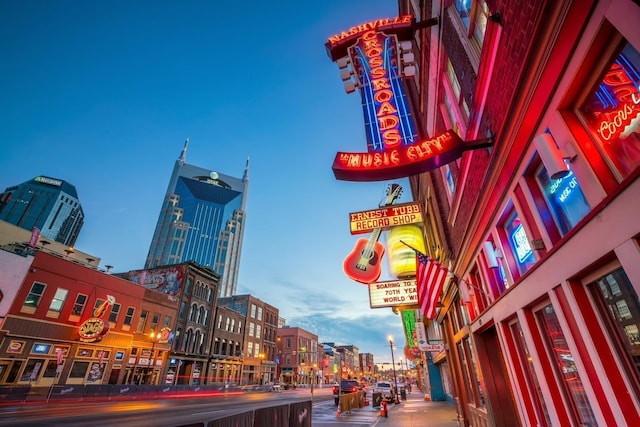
[396, 0, 640, 426]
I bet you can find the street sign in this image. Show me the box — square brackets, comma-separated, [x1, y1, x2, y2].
[424, 343, 444, 352]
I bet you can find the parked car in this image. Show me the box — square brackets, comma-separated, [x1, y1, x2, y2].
[332, 379, 361, 405]
[372, 381, 394, 400]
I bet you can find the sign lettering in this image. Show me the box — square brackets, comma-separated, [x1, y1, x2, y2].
[349, 202, 423, 234]
[369, 279, 417, 308]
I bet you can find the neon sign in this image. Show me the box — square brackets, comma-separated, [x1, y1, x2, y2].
[326, 17, 492, 182]
[590, 57, 640, 141]
[511, 224, 533, 264]
[326, 15, 413, 54]
[333, 130, 468, 181]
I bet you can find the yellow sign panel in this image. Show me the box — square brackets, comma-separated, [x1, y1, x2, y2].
[349, 202, 423, 235]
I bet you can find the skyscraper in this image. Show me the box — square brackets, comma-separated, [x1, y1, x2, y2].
[145, 139, 249, 297]
[0, 175, 84, 246]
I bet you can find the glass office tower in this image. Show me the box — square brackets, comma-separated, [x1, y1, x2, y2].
[145, 139, 249, 297]
[0, 176, 84, 246]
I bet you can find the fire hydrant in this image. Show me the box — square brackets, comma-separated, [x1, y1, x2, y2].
[380, 397, 388, 418]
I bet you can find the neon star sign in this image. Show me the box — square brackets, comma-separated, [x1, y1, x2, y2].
[326, 16, 492, 181]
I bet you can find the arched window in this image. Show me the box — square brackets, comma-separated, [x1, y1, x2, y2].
[197, 306, 205, 324]
[189, 303, 197, 322]
[193, 330, 201, 354]
[184, 329, 193, 353]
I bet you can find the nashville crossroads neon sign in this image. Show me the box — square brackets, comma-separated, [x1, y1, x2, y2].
[326, 17, 492, 181]
[354, 29, 418, 152]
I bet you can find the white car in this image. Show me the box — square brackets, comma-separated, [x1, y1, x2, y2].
[372, 381, 394, 400]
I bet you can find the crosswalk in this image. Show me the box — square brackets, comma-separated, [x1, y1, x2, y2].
[312, 400, 381, 424]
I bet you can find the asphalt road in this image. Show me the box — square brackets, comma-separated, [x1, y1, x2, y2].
[0, 388, 329, 427]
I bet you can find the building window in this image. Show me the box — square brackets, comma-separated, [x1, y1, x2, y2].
[72, 294, 88, 316]
[23, 282, 46, 309]
[48, 288, 68, 313]
[69, 361, 90, 379]
[503, 210, 535, 276]
[151, 313, 159, 331]
[589, 268, 640, 382]
[179, 302, 187, 320]
[124, 307, 135, 327]
[251, 304, 257, 318]
[257, 307, 263, 321]
[247, 342, 254, 358]
[536, 166, 590, 235]
[509, 320, 552, 426]
[536, 303, 597, 425]
[454, 0, 489, 52]
[578, 41, 640, 179]
[136, 310, 148, 333]
[249, 322, 255, 337]
[109, 303, 121, 323]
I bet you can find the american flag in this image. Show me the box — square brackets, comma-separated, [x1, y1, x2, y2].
[416, 251, 449, 319]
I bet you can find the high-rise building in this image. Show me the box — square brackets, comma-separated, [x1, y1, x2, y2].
[0, 175, 84, 246]
[145, 139, 249, 297]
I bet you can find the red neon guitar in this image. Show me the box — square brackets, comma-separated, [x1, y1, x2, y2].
[343, 184, 403, 284]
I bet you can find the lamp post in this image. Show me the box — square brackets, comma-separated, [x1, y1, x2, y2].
[388, 336, 400, 403]
[149, 330, 160, 385]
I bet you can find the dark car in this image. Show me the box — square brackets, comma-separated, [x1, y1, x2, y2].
[332, 379, 361, 405]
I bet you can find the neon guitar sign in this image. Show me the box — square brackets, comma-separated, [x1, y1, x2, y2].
[343, 184, 402, 284]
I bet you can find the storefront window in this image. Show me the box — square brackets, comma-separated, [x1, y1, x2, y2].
[504, 212, 535, 275]
[536, 167, 591, 235]
[537, 304, 597, 425]
[579, 42, 640, 178]
[590, 268, 640, 381]
[510, 321, 551, 426]
[69, 361, 89, 378]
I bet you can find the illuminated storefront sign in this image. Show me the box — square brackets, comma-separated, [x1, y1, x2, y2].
[386, 225, 425, 279]
[78, 295, 115, 343]
[581, 43, 640, 177]
[35, 176, 62, 186]
[368, 279, 417, 308]
[326, 17, 492, 181]
[349, 202, 422, 234]
[511, 223, 533, 264]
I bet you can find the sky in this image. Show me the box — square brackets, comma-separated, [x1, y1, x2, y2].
[0, 0, 413, 364]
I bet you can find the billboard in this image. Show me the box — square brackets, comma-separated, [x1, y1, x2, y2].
[129, 266, 185, 296]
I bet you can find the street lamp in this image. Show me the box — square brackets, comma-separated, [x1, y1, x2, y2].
[388, 336, 400, 403]
[258, 353, 265, 384]
[149, 330, 160, 385]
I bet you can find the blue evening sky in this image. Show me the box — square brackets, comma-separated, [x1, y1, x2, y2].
[0, 0, 412, 363]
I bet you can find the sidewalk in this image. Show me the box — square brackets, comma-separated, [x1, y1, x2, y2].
[376, 391, 460, 427]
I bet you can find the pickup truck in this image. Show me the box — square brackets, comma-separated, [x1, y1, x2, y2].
[332, 379, 361, 405]
[371, 381, 394, 400]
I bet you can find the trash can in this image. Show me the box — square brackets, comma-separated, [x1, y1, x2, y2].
[400, 388, 407, 400]
[372, 392, 382, 407]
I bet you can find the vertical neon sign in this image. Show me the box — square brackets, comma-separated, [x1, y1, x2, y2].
[350, 30, 418, 152]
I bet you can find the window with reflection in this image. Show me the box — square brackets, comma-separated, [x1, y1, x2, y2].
[578, 41, 640, 179]
[504, 211, 535, 276]
[536, 303, 597, 425]
[589, 268, 640, 382]
[510, 321, 551, 426]
[536, 166, 590, 235]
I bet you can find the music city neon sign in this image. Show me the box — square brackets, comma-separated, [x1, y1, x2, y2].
[326, 16, 491, 181]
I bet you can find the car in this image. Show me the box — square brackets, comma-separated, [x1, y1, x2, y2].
[372, 381, 394, 400]
[332, 379, 361, 405]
